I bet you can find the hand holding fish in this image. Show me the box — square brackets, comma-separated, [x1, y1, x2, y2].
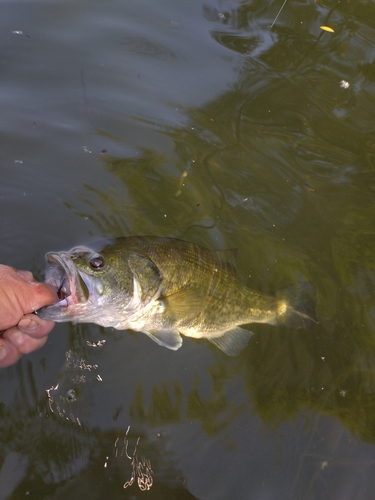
[0, 265, 57, 368]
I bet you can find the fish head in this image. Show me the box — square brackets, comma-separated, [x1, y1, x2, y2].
[37, 240, 164, 327]
[37, 242, 135, 325]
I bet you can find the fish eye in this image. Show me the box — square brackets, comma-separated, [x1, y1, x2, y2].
[89, 255, 105, 270]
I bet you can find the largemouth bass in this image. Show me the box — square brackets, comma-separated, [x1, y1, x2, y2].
[37, 236, 317, 356]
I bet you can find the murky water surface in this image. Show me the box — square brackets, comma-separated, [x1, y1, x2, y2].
[1, 0, 375, 498]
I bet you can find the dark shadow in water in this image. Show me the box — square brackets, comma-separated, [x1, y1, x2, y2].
[61, 0, 375, 448]
[0, 357, 201, 500]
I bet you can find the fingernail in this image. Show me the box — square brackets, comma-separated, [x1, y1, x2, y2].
[0, 346, 6, 360]
[16, 270, 34, 281]
[11, 330, 24, 347]
[19, 318, 39, 333]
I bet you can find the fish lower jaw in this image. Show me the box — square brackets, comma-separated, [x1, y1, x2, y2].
[53, 298, 69, 308]
[55, 295, 76, 308]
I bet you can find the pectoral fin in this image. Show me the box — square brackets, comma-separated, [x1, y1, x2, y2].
[162, 288, 206, 318]
[208, 327, 253, 356]
[143, 329, 183, 351]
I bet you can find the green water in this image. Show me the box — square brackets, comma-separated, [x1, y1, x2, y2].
[1, 0, 375, 498]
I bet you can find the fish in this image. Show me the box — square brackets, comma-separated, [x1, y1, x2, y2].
[37, 236, 317, 356]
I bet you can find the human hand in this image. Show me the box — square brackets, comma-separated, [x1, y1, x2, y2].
[0, 265, 58, 368]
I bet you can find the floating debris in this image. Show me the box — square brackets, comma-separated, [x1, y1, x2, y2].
[270, 0, 288, 29]
[320, 26, 334, 33]
[321, 460, 328, 470]
[175, 170, 188, 196]
[340, 80, 350, 89]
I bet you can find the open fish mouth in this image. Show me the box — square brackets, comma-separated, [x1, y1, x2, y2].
[43, 252, 89, 308]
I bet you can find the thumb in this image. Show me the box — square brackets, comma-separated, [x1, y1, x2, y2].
[22, 281, 59, 313]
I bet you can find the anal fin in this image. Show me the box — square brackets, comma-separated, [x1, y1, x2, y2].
[208, 327, 253, 356]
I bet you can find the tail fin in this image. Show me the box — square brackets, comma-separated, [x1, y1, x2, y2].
[277, 281, 317, 329]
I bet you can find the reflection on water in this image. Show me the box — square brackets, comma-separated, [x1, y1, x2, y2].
[120, 36, 179, 62]
[130, 382, 182, 426]
[1, 0, 375, 498]
[46, 349, 104, 426]
[109, 428, 153, 491]
[0, 360, 199, 499]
